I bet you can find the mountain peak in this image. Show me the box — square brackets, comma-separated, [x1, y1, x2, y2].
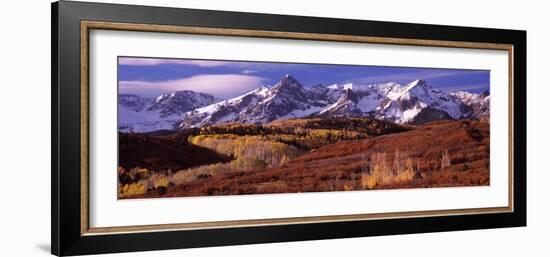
[409, 79, 428, 87]
[273, 74, 304, 92]
[279, 74, 301, 85]
[402, 79, 432, 92]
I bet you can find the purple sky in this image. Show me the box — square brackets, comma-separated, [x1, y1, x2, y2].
[118, 57, 490, 99]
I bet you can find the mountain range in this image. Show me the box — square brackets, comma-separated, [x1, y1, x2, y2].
[119, 74, 489, 132]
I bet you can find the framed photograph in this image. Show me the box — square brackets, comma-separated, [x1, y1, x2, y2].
[52, 1, 526, 256]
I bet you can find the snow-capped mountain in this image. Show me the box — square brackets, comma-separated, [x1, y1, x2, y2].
[315, 82, 400, 118]
[374, 80, 472, 124]
[118, 91, 221, 132]
[119, 75, 490, 132]
[177, 75, 329, 128]
[149, 91, 223, 118]
[450, 90, 490, 118]
[176, 75, 489, 129]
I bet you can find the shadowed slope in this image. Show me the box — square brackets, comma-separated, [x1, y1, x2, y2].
[118, 133, 231, 171]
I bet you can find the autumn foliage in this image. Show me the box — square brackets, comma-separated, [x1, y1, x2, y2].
[117, 118, 489, 199]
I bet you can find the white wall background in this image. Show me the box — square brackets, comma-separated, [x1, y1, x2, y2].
[0, 0, 547, 256]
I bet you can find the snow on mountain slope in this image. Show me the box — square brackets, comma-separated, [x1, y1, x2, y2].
[318, 89, 382, 117]
[119, 75, 490, 132]
[451, 90, 490, 118]
[118, 91, 222, 132]
[375, 80, 470, 124]
[177, 76, 491, 128]
[176, 86, 269, 128]
[177, 75, 331, 128]
[149, 91, 223, 118]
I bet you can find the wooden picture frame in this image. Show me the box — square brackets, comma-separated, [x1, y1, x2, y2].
[52, 1, 526, 256]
